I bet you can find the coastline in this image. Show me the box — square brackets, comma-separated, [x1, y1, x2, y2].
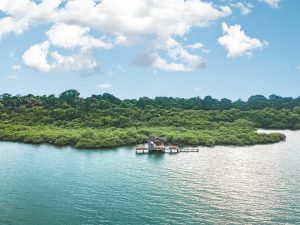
[0, 122, 286, 150]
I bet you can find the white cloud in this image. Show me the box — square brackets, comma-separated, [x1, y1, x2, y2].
[46, 23, 113, 49]
[231, 2, 253, 15]
[57, 0, 231, 37]
[218, 23, 268, 58]
[96, 83, 112, 89]
[22, 41, 53, 72]
[259, 0, 280, 8]
[153, 55, 195, 72]
[23, 41, 98, 72]
[1, 0, 232, 72]
[162, 38, 205, 71]
[22, 22, 131, 73]
[0, 17, 28, 39]
[51, 50, 98, 71]
[22, 22, 116, 72]
[186, 42, 204, 50]
[133, 38, 205, 72]
[1, 0, 231, 38]
[187, 42, 210, 54]
[0, 0, 63, 38]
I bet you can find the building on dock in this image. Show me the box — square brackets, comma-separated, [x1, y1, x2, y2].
[136, 136, 182, 154]
[147, 136, 166, 150]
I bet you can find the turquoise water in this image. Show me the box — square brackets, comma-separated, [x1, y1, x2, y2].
[0, 130, 300, 225]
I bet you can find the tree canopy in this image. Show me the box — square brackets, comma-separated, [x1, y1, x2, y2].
[1, 90, 298, 149]
[1, 90, 300, 111]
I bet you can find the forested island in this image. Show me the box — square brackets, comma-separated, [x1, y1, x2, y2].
[2, 89, 300, 149]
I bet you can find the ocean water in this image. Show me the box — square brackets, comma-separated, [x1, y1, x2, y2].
[0, 130, 299, 225]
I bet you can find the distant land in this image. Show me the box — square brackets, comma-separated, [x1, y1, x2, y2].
[3, 89, 300, 149]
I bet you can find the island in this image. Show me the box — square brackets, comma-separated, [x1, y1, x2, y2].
[2, 89, 300, 149]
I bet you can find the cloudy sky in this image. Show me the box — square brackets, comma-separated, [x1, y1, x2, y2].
[0, 0, 299, 99]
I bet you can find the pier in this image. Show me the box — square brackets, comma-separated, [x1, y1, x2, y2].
[179, 147, 199, 152]
[136, 146, 199, 154]
[136, 136, 199, 154]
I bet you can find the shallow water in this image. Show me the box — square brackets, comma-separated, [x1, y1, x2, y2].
[0, 130, 299, 225]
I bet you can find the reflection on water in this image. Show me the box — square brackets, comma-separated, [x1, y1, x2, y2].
[0, 130, 300, 225]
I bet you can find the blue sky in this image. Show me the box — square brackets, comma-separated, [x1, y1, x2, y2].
[0, 0, 299, 100]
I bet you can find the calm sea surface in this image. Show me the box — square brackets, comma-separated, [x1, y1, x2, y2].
[0, 130, 300, 225]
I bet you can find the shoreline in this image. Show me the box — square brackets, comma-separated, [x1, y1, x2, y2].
[0, 138, 286, 150]
[0, 126, 286, 150]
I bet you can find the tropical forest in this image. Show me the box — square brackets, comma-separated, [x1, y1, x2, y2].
[2, 89, 300, 149]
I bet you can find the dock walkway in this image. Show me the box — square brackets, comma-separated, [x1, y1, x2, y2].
[136, 147, 199, 154]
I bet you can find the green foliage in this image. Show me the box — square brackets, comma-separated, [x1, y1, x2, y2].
[0, 123, 286, 149]
[293, 106, 300, 114]
[0, 90, 296, 149]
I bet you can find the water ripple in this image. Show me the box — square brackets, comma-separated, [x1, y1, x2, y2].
[0, 130, 300, 224]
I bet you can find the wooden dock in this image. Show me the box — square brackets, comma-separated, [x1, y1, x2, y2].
[136, 149, 149, 154]
[136, 146, 199, 154]
[136, 148, 179, 154]
[179, 147, 199, 152]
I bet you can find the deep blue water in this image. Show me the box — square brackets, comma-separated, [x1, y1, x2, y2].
[0, 130, 300, 225]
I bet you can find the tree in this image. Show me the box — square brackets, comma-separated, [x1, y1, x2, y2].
[202, 96, 219, 110]
[102, 93, 121, 105]
[59, 89, 80, 107]
[248, 95, 270, 109]
[220, 98, 232, 110]
[137, 97, 155, 108]
[293, 106, 300, 114]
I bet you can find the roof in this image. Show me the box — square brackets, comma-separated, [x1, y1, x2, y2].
[147, 136, 167, 143]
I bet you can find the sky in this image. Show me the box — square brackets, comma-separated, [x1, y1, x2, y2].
[0, 0, 299, 100]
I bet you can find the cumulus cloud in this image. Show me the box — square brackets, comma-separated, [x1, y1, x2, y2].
[0, 0, 65, 38]
[162, 38, 205, 71]
[1, 0, 231, 38]
[259, 0, 280, 8]
[46, 23, 113, 49]
[1, 0, 232, 72]
[22, 41, 53, 72]
[57, 0, 231, 37]
[23, 41, 99, 72]
[133, 38, 205, 72]
[218, 23, 268, 58]
[51, 50, 98, 72]
[0, 17, 28, 39]
[22, 22, 116, 72]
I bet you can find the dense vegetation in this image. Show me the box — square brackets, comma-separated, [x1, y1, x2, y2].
[2, 89, 300, 149]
